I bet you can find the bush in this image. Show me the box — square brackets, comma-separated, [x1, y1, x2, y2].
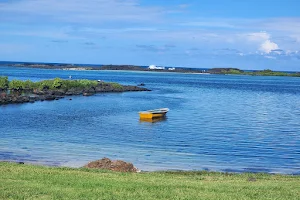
[38, 80, 53, 90]
[3, 77, 112, 91]
[109, 82, 124, 90]
[9, 80, 25, 90]
[0, 76, 9, 89]
[23, 80, 35, 90]
[52, 78, 63, 89]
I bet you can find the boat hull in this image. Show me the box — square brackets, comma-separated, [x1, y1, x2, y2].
[139, 112, 166, 119]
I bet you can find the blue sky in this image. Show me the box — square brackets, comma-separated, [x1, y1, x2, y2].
[0, 0, 300, 71]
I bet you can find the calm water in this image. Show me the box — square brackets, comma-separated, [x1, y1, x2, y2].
[1, 66, 300, 174]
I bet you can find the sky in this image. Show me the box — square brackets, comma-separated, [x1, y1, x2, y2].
[0, 0, 300, 71]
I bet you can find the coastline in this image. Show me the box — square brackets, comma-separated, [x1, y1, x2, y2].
[1, 159, 298, 175]
[1, 160, 300, 176]
[1, 63, 299, 77]
[0, 78, 150, 105]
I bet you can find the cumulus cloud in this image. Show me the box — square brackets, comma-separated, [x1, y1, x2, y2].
[242, 31, 281, 54]
[259, 40, 279, 53]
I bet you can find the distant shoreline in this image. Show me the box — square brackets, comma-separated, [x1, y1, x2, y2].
[1, 62, 299, 77]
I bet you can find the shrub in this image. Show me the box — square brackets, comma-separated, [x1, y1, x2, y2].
[52, 78, 63, 89]
[109, 82, 124, 90]
[9, 80, 24, 90]
[0, 76, 9, 89]
[38, 80, 53, 90]
[23, 80, 35, 90]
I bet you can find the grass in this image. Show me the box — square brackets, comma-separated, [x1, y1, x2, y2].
[1, 162, 300, 200]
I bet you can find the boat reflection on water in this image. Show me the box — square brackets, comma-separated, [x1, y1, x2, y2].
[139, 117, 167, 123]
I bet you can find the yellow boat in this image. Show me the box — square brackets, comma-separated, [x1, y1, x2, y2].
[139, 108, 169, 119]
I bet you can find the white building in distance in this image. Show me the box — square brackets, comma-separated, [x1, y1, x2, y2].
[148, 65, 165, 70]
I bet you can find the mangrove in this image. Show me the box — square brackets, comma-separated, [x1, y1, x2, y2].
[0, 77, 150, 105]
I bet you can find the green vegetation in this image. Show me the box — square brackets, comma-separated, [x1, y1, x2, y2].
[108, 82, 124, 90]
[226, 69, 243, 74]
[0, 77, 99, 91]
[8, 80, 25, 91]
[246, 69, 298, 77]
[0, 76, 9, 89]
[1, 162, 300, 200]
[209, 68, 300, 77]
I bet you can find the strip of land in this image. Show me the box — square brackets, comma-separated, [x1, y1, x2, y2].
[0, 77, 149, 105]
[0, 162, 299, 200]
[1, 62, 299, 77]
[208, 68, 300, 77]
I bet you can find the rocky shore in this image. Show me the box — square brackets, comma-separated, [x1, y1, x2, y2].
[0, 82, 150, 105]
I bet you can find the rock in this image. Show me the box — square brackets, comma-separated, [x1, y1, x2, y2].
[65, 88, 82, 95]
[33, 89, 46, 95]
[1, 83, 150, 106]
[123, 85, 151, 92]
[44, 95, 56, 101]
[248, 177, 257, 182]
[52, 89, 66, 96]
[83, 92, 94, 96]
[84, 157, 138, 173]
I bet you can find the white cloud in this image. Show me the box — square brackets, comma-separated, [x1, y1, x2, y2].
[259, 40, 279, 53]
[181, 21, 236, 29]
[245, 31, 270, 42]
[0, 0, 299, 61]
[240, 31, 281, 54]
[0, 0, 164, 24]
[264, 55, 276, 59]
[0, 44, 30, 53]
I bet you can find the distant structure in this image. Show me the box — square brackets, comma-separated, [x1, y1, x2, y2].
[168, 67, 176, 71]
[148, 65, 157, 69]
[148, 65, 165, 70]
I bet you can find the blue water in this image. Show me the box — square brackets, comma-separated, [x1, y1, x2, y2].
[1, 66, 300, 174]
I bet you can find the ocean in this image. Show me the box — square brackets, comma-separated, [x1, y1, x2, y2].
[1, 66, 300, 174]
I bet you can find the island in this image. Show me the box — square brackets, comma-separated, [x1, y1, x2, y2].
[0, 76, 150, 105]
[207, 68, 300, 77]
[1, 61, 299, 77]
[1, 62, 206, 73]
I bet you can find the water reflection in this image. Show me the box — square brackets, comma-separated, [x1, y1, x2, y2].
[139, 117, 167, 123]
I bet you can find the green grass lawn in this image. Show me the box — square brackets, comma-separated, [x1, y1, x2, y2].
[1, 162, 299, 200]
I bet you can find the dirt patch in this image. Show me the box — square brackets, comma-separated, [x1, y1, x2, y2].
[84, 157, 138, 173]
